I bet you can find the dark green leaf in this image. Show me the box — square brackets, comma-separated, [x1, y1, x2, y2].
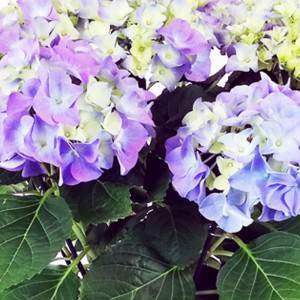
[272, 217, 300, 236]
[217, 232, 300, 300]
[80, 240, 195, 300]
[65, 181, 132, 224]
[144, 153, 170, 202]
[0, 170, 25, 185]
[62, 182, 95, 221]
[0, 266, 79, 300]
[0, 194, 72, 291]
[145, 204, 209, 266]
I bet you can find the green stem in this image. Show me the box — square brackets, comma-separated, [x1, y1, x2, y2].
[72, 222, 97, 260]
[41, 185, 56, 199]
[209, 235, 227, 253]
[212, 250, 234, 257]
[196, 289, 218, 296]
[205, 259, 221, 270]
[50, 247, 90, 300]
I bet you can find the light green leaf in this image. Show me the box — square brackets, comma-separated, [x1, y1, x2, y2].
[0, 194, 72, 291]
[217, 232, 300, 300]
[80, 241, 195, 300]
[0, 266, 79, 300]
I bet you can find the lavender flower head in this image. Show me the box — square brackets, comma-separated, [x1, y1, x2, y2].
[166, 75, 300, 232]
[0, 1, 154, 186]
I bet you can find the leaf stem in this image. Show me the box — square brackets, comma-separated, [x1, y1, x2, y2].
[209, 234, 228, 253]
[50, 247, 90, 300]
[211, 250, 234, 257]
[205, 259, 221, 270]
[228, 234, 249, 252]
[72, 222, 97, 260]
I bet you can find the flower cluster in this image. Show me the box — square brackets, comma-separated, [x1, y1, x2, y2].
[199, 0, 300, 77]
[166, 75, 300, 232]
[0, 0, 155, 185]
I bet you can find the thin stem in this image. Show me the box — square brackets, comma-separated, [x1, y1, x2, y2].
[41, 185, 56, 200]
[209, 235, 227, 253]
[229, 234, 248, 249]
[204, 66, 226, 87]
[50, 247, 90, 300]
[205, 259, 221, 270]
[196, 289, 218, 296]
[72, 222, 97, 260]
[212, 250, 234, 257]
[72, 222, 86, 247]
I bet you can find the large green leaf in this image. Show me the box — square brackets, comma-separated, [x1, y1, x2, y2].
[217, 232, 300, 300]
[0, 266, 79, 300]
[272, 217, 300, 236]
[63, 181, 132, 224]
[144, 204, 209, 266]
[80, 241, 195, 300]
[0, 194, 72, 291]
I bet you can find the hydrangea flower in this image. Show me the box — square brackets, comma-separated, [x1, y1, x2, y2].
[0, 0, 155, 186]
[198, 0, 300, 77]
[166, 75, 300, 232]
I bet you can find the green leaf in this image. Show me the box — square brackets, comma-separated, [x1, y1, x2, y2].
[144, 153, 170, 202]
[0, 183, 28, 195]
[64, 181, 132, 224]
[144, 204, 209, 266]
[80, 240, 195, 300]
[272, 217, 300, 236]
[0, 194, 72, 291]
[88, 182, 132, 224]
[0, 170, 25, 185]
[0, 266, 79, 300]
[217, 232, 300, 300]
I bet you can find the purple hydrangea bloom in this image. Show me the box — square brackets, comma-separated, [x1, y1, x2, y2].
[155, 18, 211, 87]
[113, 119, 149, 175]
[3, 114, 34, 159]
[58, 138, 102, 186]
[46, 38, 101, 83]
[33, 68, 83, 126]
[229, 148, 269, 196]
[24, 116, 60, 166]
[0, 14, 20, 55]
[259, 169, 300, 221]
[158, 19, 209, 56]
[165, 135, 209, 204]
[185, 46, 211, 82]
[17, 0, 55, 22]
[199, 190, 256, 233]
